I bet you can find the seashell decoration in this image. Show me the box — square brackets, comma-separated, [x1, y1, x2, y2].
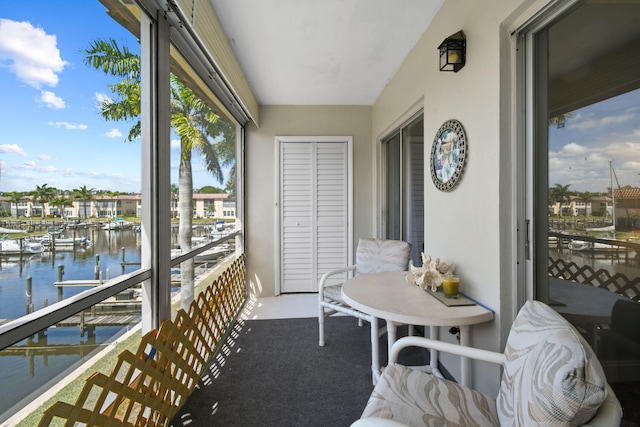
[406, 253, 456, 292]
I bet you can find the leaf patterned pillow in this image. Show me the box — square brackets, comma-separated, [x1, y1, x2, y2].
[496, 300, 607, 426]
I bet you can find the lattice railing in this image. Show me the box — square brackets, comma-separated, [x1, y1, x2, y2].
[548, 256, 640, 301]
[38, 254, 246, 427]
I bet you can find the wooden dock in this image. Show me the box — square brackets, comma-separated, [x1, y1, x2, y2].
[56, 313, 139, 328]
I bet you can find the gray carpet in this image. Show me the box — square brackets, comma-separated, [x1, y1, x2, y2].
[171, 316, 428, 427]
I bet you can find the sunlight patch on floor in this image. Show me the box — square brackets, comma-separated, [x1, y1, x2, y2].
[240, 293, 319, 320]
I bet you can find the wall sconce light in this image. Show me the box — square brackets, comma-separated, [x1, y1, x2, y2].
[438, 31, 466, 72]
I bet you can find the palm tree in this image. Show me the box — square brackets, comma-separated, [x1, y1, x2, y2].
[171, 184, 179, 219]
[109, 191, 120, 217]
[50, 196, 73, 220]
[5, 191, 24, 217]
[549, 183, 572, 217]
[32, 184, 56, 219]
[73, 186, 95, 219]
[579, 191, 595, 218]
[84, 38, 235, 310]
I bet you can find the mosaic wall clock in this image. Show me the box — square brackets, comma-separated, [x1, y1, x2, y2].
[430, 119, 467, 191]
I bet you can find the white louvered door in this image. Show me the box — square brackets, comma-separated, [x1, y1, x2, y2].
[277, 137, 352, 293]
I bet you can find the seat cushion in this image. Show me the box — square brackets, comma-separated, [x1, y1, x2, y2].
[355, 238, 412, 275]
[361, 364, 499, 427]
[496, 300, 608, 426]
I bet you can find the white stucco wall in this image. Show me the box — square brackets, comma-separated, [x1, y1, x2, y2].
[372, 0, 536, 395]
[243, 0, 554, 397]
[245, 105, 373, 298]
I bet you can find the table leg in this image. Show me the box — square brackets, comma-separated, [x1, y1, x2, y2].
[387, 320, 397, 364]
[429, 326, 441, 378]
[371, 316, 380, 384]
[460, 325, 470, 387]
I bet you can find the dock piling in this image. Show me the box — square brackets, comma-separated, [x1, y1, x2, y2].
[57, 265, 64, 301]
[26, 276, 32, 314]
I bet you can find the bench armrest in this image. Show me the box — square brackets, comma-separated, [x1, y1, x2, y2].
[390, 336, 504, 366]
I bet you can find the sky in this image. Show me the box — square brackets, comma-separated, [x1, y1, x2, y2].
[0, 0, 227, 194]
[548, 88, 640, 193]
[1, 2, 638, 196]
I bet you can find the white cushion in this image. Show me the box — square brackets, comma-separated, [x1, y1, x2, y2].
[361, 364, 499, 427]
[355, 238, 411, 276]
[496, 300, 608, 426]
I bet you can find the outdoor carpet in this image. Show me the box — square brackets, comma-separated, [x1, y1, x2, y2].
[171, 316, 428, 427]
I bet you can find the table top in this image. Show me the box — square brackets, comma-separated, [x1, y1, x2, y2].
[341, 271, 494, 327]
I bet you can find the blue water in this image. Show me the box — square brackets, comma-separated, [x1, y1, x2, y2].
[0, 228, 143, 421]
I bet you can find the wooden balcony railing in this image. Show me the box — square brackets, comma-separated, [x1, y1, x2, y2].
[38, 254, 246, 426]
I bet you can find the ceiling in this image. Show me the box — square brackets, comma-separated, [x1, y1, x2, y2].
[209, 0, 444, 106]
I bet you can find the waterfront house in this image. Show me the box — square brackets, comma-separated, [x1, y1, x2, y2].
[1, 0, 639, 425]
[2, 192, 233, 221]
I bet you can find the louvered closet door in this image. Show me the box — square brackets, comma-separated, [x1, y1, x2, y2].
[279, 139, 350, 293]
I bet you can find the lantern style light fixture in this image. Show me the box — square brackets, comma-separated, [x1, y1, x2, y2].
[438, 31, 466, 72]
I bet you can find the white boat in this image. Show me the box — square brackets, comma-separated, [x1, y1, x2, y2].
[195, 245, 230, 262]
[0, 238, 45, 255]
[0, 227, 23, 234]
[102, 219, 134, 230]
[568, 162, 628, 254]
[40, 234, 92, 248]
[567, 240, 620, 252]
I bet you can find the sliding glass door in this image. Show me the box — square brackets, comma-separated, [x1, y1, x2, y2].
[382, 113, 424, 265]
[521, 0, 640, 418]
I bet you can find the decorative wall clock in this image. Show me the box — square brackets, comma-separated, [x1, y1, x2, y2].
[430, 119, 467, 191]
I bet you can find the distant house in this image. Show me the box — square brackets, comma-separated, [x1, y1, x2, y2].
[613, 187, 640, 220]
[548, 195, 612, 218]
[191, 193, 235, 219]
[4, 193, 234, 220]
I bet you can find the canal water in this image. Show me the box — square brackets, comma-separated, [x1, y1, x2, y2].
[0, 228, 145, 421]
[0, 225, 215, 422]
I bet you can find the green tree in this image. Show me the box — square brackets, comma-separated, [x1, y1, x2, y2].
[50, 196, 73, 219]
[32, 184, 56, 218]
[5, 191, 24, 217]
[579, 191, 595, 218]
[73, 185, 95, 219]
[198, 185, 225, 194]
[549, 183, 572, 217]
[84, 38, 235, 310]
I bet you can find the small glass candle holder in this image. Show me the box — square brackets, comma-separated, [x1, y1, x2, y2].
[442, 274, 460, 299]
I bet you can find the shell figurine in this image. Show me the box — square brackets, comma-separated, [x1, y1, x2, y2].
[406, 253, 456, 292]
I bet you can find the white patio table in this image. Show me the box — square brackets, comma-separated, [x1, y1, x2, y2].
[341, 270, 494, 386]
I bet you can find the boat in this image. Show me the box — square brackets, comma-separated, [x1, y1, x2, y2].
[0, 227, 23, 234]
[567, 239, 624, 253]
[38, 234, 93, 248]
[195, 245, 230, 262]
[569, 162, 628, 254]
[0, 238, 45, 255]
[102, 219, 134, 230]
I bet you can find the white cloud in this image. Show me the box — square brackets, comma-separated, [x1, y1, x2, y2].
[105, 128, 123, 138]
[38, 153, 52, 161]
[170, 138, 181, 150]
[38, 90, 66, 109]
[568, 112, 635, 131]
[48, 121, 88, 130]
[95, 92, 112, 104]
[0, 19, 67, 88]
[24, 160, 36, 168]
[559, 142, 587, 155]
[0, 144, 27, 157]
